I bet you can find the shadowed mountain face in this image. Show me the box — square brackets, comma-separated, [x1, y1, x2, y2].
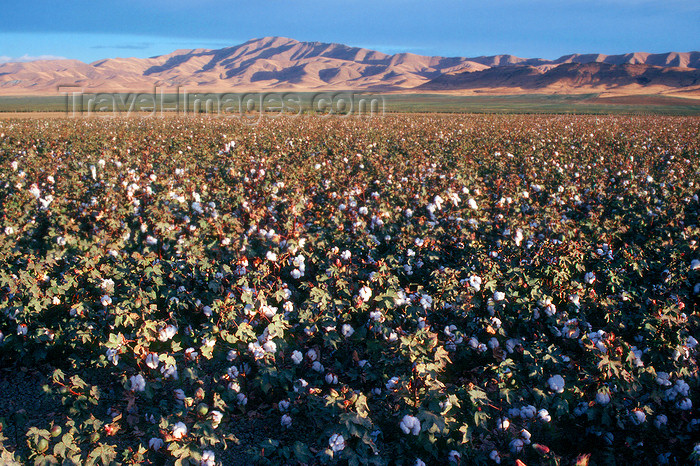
[419, 63, 700, 91]
[0, 37, 699, 95]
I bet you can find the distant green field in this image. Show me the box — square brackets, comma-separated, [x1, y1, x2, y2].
[0, 92, 699, 115]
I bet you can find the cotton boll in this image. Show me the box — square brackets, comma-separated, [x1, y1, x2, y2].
[509, 438, 524, 453]
[654, 414, 668, 428]
[400, 415, 421, 435]
[171, 422, 187, 439]
[596, 390, 611, 405]
[328, 433, 345, 453]
[547, 374, 565, 393]
[630, 410, 646, 425]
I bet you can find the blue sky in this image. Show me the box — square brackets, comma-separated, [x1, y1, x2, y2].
[0, 0, 698, 63]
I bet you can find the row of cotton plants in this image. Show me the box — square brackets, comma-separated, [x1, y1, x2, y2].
[0, 114, 698, 465]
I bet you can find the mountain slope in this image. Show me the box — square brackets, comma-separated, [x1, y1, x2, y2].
[419, 63, 700, 92]
[0, 37, 698, 95]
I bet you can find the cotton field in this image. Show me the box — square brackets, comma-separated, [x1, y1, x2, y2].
[0, 115, 698, 465]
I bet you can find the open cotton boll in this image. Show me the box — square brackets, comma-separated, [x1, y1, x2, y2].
[328, 433, 345, 453]
[548, 374, 565, 393]
[400, 415, 421, 435]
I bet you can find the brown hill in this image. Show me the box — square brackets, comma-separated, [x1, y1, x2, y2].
[0, 37, 698, 95]
[418, 63, 700, 93]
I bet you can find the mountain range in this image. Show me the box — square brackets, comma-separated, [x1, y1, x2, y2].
[1, 37, 699, 96]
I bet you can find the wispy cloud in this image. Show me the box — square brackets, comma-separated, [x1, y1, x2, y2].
[0, 54, 66, 64]
[91, 42, 153, 50]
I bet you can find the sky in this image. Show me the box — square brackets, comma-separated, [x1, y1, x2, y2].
[0, 0, 698, 63]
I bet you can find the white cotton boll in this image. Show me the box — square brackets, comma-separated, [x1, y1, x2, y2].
[129, 374, 146, 392]
[149, 437, 164, 450]
[468, 198, 478, 210]
[595, 341, 607, 354]
[386, 377, 399, 390]
[493, 291, 505, 302]
[520, 429, 531, 444]
[248, 342, 265, 359]
[200, 451, 215, 466]
[261, 305, 276, 319]
[489, 450, 501, 464]
[171, 422, 187, 439]
[468, 275, 482, 291]
[161, 363, 178, 380]
[596, 391, 611, 405]
[677, 398, 692, 410]
[306, 349, 318, 361]
[538, 409, 551, 422]
[509, 438, 524, 453]
[158, 325, 177, 342]
[448, 450, 461, 463]
[630, 410, 646, 425]
[146, 353, 159, 370]
[359, 285, 372, 302]
[291, 350, 303, 365]
[654, 414, 668, 428]
[400, 415, 421, 435]
[329, 433, 345, 453]
[266, 251, 277, 262]
[325, 372, 338, 384]
[281, 414, 292, 428]
[101, 295, 112, 306]
[105, 348, 119, 365]
[569, 294, 580, 307]
[497, 417, 509, 430]
[514, 229, 524, 246]
[584, 272, 596, 284]
[547, 374, 565, 393]
[544, 302, 556, 316]
[262, 340, 277, 354]
[29, 184, 41, 199]
[656, 372, 672, 387]
[312, 361, 324, 372]
[342, 324, 354, 338]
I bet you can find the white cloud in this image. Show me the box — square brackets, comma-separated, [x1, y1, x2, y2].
[0, 54, 67, 64]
